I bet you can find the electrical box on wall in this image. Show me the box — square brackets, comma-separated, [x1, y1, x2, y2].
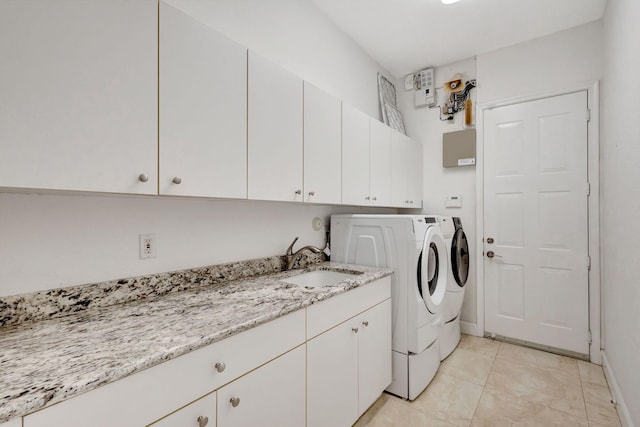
[407, 68, 436, 108]
[443, 129, 476, 168]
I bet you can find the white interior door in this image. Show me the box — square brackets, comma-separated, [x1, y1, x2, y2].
[484, 91, 590, 355]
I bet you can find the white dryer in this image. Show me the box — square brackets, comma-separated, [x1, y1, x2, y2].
[331, 214, 448, 400]
[437, 216, 470, 360]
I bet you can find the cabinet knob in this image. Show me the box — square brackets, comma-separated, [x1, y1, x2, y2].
[352, 327, 359, 333]
[308, 191, 315, 196]
[138, 173, 149, 183]
[362, 321, 369, 327]
[372, 196, 377, 201]
[172, 176, 182, 185]
[295, 189, 302, 195]
[230, 397, 241, 407]
[365, 196, 370, 200]
[214, 362, 226, 373]
[410, 201, 414, 204]
[197, 416, 209, 427]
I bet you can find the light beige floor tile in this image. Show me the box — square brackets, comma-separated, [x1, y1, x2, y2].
[413, 372, 484, 426]
[355, 393, 455, 427]
[582, 381, 612, 404]
[496, 343, 580, 385]
[577, 360, 608, 387]
[472, 386, 588, 427]
[457, 334, 501, 359]
[486, 357, 587, 419]
[439, 347, 494, 386]
[585, 399, 621, 427]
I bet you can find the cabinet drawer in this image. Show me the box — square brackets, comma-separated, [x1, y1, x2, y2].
[306, 277, 391, 339]
[149, 391, 216, 427]
[24, 309, 305, 427]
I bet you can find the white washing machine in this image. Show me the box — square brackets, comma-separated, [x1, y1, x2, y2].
[331, 214, 448, 400]
[437, 216, 470, 360]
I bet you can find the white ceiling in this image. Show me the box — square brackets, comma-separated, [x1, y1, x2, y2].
[311, 0, 607, 77]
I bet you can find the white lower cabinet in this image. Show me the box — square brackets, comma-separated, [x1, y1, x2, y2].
[307, 279, 392, 427]
[149, 391, 217, 427]
[357, 300, 392, 412]
[217, 345, 306, 427]
[307, 315, 360, 427]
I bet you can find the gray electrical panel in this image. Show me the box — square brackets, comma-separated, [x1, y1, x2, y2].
[443, 129, 476, 168]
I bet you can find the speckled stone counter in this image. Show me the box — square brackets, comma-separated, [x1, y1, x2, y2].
[0, 259, 392, 423]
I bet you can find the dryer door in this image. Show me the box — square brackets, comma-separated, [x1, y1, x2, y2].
[417, 226, 448, 314]
[451, 228, 469, 287]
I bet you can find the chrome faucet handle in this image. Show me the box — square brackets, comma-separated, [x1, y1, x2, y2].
[286, 237, 299, 256]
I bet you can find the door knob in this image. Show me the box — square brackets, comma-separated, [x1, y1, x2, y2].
[486, 251, 502, 258]
[486, 237, 494, 244]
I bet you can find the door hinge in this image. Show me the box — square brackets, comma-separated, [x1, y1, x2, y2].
[588, 330, 593, 344]
[587, 255, 591, 270]
[587, 182, 591, 196]
[586, 108, 591, 122]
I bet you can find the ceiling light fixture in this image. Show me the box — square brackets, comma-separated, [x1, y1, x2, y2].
[441, 0, 462, 4]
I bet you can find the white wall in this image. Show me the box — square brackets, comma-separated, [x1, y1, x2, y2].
[398, 21, 603, 329]
[602, 0, 640, 424]
[0, 0, 395, 297]
[476, 20, 603, 105]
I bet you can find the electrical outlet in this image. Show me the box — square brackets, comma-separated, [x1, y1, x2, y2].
[139, 234, 156, 259]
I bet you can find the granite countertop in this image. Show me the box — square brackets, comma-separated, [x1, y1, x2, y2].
[0, 261, 392, 423]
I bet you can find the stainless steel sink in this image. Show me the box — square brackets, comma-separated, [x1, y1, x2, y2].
[281, 270, 360, 287]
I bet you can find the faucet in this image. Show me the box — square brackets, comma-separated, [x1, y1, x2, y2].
[285, 237, 322, 270]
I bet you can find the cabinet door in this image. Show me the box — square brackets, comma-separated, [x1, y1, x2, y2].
[369, 119, 392, 206]
[307, 322, 359, 427]
[341, 104, 370, 206]
[248, 52, 303, 202]
[217, 346, 305, 427]
[0, 418, 21, 427]
[159, 2, 247, 198]
[303, 82, 342, 204]
[358, 299, 392, 414]
[391, 131, 409, 207]
[406, 138, 423, 206]
[149, 391, 216, 427]
[0, 0, 157, 194]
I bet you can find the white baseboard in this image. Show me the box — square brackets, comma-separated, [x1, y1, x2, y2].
[460, 320, 481, 337]
[602, 350, 634, 427]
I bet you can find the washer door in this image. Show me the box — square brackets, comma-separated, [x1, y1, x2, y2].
[452, 228, 469, 287]
[417, 225, 448, 314]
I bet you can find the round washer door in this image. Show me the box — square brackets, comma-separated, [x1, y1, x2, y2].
[417, 225, 448, 314]
[452, 228, 469, 287]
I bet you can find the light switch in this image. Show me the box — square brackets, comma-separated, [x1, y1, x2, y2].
[445, 195, 462, 208]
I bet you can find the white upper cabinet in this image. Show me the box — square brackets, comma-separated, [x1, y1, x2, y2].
[303, 83, 342, 205]
[369, 119, 392, 206]
[159, 2, 247, 199]
[406, 138, 423, 206]
[341, 104, 371, 206]
[0, 0, 158, 194]
[391, 130, 423, 207]
[248, 52, 303, 202]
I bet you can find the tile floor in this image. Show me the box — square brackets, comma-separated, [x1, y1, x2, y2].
[354, 334, 621, 427]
